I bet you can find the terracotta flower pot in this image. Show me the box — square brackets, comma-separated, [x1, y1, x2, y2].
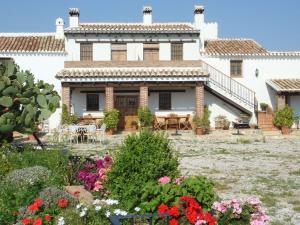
[195, 127, 204, 135]
[281, 126, 290, 135]
[106, 128, 114, 135]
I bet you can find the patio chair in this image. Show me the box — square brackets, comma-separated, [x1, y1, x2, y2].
[167, 114, 179, 130]
[87, 124, 97, 143]
[58, 124, 69, 143]
[97, 123, 107, 143]
[153, 117, 165, 131]
[180, 114, 191, 130]
[68, 125, 79, 144]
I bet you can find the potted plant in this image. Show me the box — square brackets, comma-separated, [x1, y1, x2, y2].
[193, 108, 211, 135]
[260, 103, 269, 112]
[273, 106, 295, 135]
[214, 115, 230, 130]
[103, 109, 119, 135]
[137, 107, 154, 129]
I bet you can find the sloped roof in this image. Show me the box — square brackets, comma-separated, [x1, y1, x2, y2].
[0, 35, 65, 53]
[204, 39, 268, 55]
[266, 79, 300, 93]
[64, 23, 198, 34]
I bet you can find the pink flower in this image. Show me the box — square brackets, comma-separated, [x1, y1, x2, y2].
[93, 181, 103, 191]
[212, 202, 227, 213]
[247, 197, 261, 206]
[195, 220, 207, 225]
[174, 176, 185, 185]
[158, 176, 171, 184]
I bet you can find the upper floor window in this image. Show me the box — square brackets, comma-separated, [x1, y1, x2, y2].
[80, 43, 93, 61]
[171, 43, 183, 60]
[159, 92, 171, 110]
[86, 94, 99, 111]
[143, 43, 159, 61]
[111, 43, 127, 61]
[230, 60, 243, 77]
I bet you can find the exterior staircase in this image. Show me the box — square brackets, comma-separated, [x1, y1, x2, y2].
[202, 61, 257, 114]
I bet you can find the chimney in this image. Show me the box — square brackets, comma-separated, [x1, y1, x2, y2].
[143, 6, 152, 25]
[55, 18, 64, 39]
[194, 5, 204, 29]
[69, 8, 80, 28]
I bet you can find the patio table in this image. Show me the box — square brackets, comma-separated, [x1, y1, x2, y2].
[157, 116, 187, 136]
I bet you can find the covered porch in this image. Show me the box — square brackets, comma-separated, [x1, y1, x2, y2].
[57, 63, 208, 131]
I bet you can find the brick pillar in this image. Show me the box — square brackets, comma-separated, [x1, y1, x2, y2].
[62, 85, 71, 112]
[277, 94, 286, 110]
[105, 86, 114, 111]
[139, 85, 149, 107]
[195, 83, 204, 117]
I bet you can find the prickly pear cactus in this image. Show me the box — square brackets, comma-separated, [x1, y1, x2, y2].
[0, 61, 60, 142]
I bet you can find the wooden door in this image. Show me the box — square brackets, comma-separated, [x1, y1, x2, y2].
[115, 96, 139, 130]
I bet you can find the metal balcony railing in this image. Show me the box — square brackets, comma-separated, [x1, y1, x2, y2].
[202, 61, 256, 110]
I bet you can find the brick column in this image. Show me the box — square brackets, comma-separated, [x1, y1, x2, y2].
[277, 94, 286, 110]
[139, 85, 149, 107]
[105, 86, 114, 111]
[62, 85, 71, 112]
[195, 83, 204, 117]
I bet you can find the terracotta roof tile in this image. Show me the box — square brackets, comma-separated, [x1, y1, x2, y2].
[0, 35, 65, 53]
[204, 39, 268, 55]
[65, 23, 198, 34]
[267, 79, 300, 92]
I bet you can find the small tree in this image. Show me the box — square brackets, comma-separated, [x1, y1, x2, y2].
[193, 108, 211, 133]
[61, 104, 79, 125]
[103, 109, 119, 129]
[137, 106, 154, 128]
[0, 61, 60, 145]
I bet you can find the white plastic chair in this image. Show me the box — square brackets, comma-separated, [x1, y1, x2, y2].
[68, 125, 79, 144]
[97, 123, 107, 143]
[87, 124, 97, 143]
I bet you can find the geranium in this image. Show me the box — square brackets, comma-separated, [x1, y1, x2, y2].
[158, 204, 169, 214]
[28, 199, 43, 214]
[32, 217, 42, 225]
[169, 218, 179, 225]
[22, 218, 31, 225]
[158, 176, 171, 184]
[58, 198, 69, 208]
[168, 206, 180, 218]
[44, 214, 52, 222]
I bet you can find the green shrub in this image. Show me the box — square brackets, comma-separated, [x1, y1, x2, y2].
[138, 107, 154, 128]
[273, 105, 295, 128]
[105, 130, 179, 209]
[193, 107, 211, 133]
[140, 176, 218, 212]
[260, 102, 268, 111]
[103, 109, 119, 129]
[0, 146, 69, 186]
[61, 104, 79, 125]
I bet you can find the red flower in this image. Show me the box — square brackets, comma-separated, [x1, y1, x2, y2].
[203, 212, 216, 225]
[28, 204, 39, 214]
[34, 199, 43, 208]
[185, 206, 198, 224]
[169, 218, 179, 225]
[22, 218, 31, 225]
[44, 214, 52, 222]
[32, 218, 42, 225]
[158, 204, 169, 214]
[58, 198, 69, 208]
[168, 206, 180, 218]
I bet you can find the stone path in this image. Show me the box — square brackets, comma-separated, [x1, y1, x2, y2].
[64, 129, 300, 225]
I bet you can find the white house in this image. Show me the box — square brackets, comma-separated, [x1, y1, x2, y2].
[1, 5, 300, 130]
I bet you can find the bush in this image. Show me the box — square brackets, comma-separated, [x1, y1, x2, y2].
[140, 176, 218, 212]
[38, 187, 78, 209]
[273, 105, 295, 128]
[193, 107, 211, 133]
[61, 104, 79, 125]
[103, 109, 119, 129]
[105, 130, 179, 209]
[138, 107, 154, 128]
[0, 146, 69, 186]
[5, 166, 50, 187]
[260, 102, 268, 111]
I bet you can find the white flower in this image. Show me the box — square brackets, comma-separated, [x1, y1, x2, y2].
[76, 204, 82, 209]
[93, 199, 101, 205]
[120, 210, 128, 216]
[105, 199, 119, 205]
[79, 210, 87, 217]
[57, 217, 65, 225]
[95, 205, 102, 211]
[105, 210, 111, 218]
[134, 207, 141, 212]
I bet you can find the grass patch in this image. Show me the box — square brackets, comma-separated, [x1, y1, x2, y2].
[214, 148, 230, 155]
[289, 169, 300, 176]
[237, 138, 252, 144]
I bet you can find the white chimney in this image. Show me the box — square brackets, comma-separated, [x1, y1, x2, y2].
[55, 18, 64, 39]
[69, 8, 80, 28]
[194, 5, 204, 29]
[143, 6, 152, 25]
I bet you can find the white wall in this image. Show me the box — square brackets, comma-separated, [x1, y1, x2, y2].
[0, 52, 65, 130]
[71, 88, 105, 118]
[202, 55, 300, 111]
[93, 43, 111, 61]
[127, 43, 143, 61]
[183, 42, 200, 60]
[159, 43, 171, 60]
[65, 38, 80, 61]
[290, 96, 300, 117]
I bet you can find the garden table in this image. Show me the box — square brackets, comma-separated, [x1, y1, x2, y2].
[157, 116, 187, 135]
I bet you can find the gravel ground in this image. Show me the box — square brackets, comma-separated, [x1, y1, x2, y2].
[66, 129, 300, 225]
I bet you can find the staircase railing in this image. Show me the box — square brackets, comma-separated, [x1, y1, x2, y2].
[202, 61, 256, 109]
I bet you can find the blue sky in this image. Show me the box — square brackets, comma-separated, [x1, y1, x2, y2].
[0, 0, 299, 51]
